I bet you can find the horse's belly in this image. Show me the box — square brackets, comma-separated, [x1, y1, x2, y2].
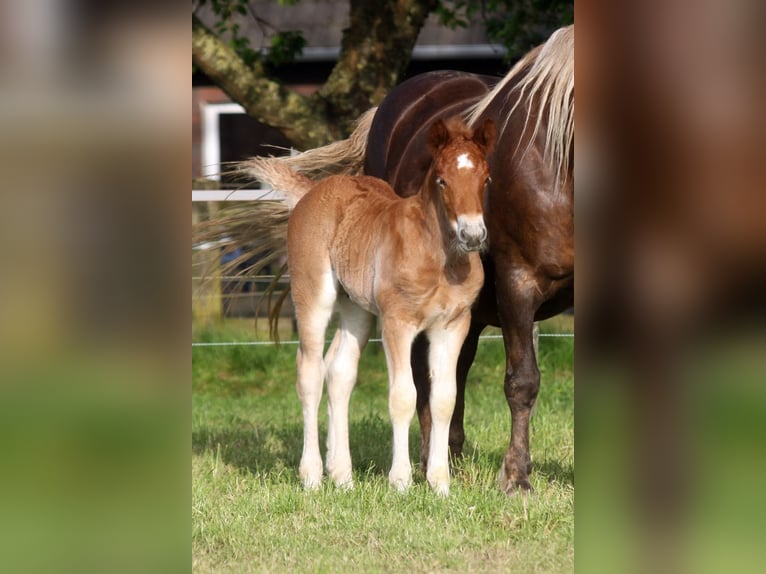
[330, 218, 387, 315]
[333, 265, 378, 315]
[343, 285, 379, 315]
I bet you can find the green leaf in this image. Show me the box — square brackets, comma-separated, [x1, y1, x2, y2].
[266, 30, 307, 67]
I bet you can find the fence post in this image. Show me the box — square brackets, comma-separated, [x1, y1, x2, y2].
[192, 185, 222, 325]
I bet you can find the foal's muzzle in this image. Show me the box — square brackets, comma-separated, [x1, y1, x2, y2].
[456, 216, 488, 252]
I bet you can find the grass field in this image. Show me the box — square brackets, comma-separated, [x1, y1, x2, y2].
[192, 315, 574, 572]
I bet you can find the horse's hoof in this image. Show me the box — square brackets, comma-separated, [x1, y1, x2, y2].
[389, 472, 412, 492]
[302, 477, 322, 491]
[431, 483, 450, 497]
[502, 478, 534, 496]
[390, 480, 410, 493]
[497, 463, 534, 495]
[426, 465, 450, 496]
[332, 475, 354, 491]
[299, 463, 324, 490]
[328, 466, 353, 490]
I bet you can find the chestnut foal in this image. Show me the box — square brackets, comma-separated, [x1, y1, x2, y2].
[248, 117, 495, 495]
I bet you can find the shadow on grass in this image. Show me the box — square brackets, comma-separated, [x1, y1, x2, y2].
[472, 446, 574, 489]
[192, 414, 401, 482]
[535, 458, 574, 487]
[192, 422, 303, 479]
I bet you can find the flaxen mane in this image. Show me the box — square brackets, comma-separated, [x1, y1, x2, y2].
[465, 24, 574, 190]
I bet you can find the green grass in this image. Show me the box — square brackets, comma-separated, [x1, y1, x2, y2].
[193, 316, 573, 572]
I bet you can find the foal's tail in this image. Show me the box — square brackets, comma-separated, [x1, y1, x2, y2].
[243, 156, 315, 210]
[239, 107, 376, 208]
[194, 108, 376, 341]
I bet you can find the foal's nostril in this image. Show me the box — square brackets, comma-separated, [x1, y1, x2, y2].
[456, 216, 488, 251]
[457, 223, 487, 251]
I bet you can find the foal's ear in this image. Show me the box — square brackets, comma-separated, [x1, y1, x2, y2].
[428, 119, 450, 155]
[473, 119, 497, 155]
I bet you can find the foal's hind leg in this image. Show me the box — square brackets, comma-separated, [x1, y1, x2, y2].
[293, 270, 338, 490]
[324, 297, 373, 489]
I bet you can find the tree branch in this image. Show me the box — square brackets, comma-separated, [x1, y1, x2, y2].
[192, 13, 337, 148]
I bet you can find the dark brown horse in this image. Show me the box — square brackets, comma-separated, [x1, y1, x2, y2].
[366, 26, 573, 494]
[241, 25, 573, 494]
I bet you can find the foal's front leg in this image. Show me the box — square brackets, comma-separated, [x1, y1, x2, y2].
[414, 321, 483, 474]
[382, 320, 418, 491]
[425, 314, 471, 496]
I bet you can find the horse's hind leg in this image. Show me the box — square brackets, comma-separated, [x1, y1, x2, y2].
[324, 298, 373, 489]
[293, 269, 338, 490]
[412, 334, 432, 472]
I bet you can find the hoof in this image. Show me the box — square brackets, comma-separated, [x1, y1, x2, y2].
[301, 476, 323, 491]
[299, 461, 323, 491]
[497, 460, 534, 495]
[390, 479, 411, 493]
[431, 483, 450, 497]
[389, 472, 412, 493]
[332, 475, 354, 491]
[328, 467, 354, 490]
[389, 462, 412, 492]
[426, 465, 450, 497]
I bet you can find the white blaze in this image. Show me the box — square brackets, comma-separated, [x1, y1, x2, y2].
[456, 153, 474, 170]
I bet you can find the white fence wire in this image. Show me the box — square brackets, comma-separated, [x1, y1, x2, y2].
[192, 333, 573, 348]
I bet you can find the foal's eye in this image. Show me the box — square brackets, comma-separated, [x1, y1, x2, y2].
[435, 176, 446, 189]
[485, 176, 493, 187]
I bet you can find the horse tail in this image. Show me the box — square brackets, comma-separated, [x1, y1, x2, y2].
[239, 106, 376, 208]
[242, 156, 315, 210]
[195, 108, 375, 340]
[242, 106, 375, 182]
[283, 106, 376, 177]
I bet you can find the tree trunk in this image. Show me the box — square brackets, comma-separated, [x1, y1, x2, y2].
[318, 0, 439, 134]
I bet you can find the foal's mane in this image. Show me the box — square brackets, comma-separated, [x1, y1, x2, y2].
[465, 25, 574, 190]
